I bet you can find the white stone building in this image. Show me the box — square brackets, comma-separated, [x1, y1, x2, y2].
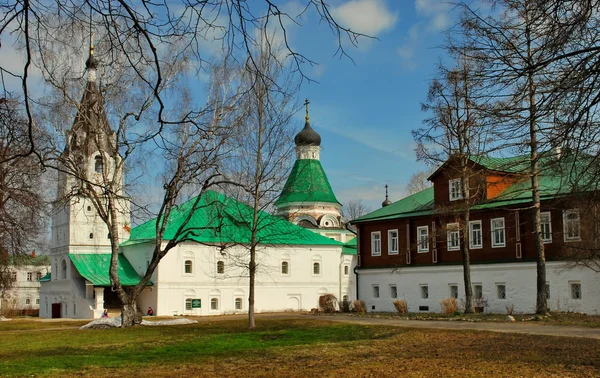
[0, 254, 50, 314]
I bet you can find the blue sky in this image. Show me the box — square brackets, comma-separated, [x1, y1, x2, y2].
[280, 0, 458, 211]
[0, 0, 465, 212]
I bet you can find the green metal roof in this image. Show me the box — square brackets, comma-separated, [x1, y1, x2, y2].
[127, 190, 342, 246]
[275, 159, 340, 206]
[354, 152, 597, 223]
[69, 254, 151, 287]
[39, 273, 51, 282]
[341, 238, 357, 255]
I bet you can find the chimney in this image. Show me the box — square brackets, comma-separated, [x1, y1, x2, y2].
[31, 250, 37, 258]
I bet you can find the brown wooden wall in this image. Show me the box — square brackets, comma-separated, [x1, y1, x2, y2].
[356, 201, 584, 269]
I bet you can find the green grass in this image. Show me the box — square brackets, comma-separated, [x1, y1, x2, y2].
[1, 317, 600, 377]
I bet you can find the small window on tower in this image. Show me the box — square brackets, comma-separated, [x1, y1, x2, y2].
[94, 155, 103, 173]
[89, 233, 94, 239]
[87, 206, 92, 212]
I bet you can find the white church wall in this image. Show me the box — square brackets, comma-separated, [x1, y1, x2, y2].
[122, 241, 346, 316]
[358, 261, 600, 315]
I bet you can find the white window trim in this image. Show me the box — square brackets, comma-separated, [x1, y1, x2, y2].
[420, 284, 429, 300]
[496, 283, 506, 300]
[417, 226, 429, 253]
[491, 217, 506, 248]
[449, 284, 459, 299]
[312, 261, 321, 276]
[388, 229, 399, 255]
[449, 178, 463, 201]
[390, 285, 398, 299]
[446, 223, 460, 251]
[281, 260, 290, 276]
[371, 231, 381, 256]
[183, 259, 193, 275]
[373, 285, 380, 298]
[563, 209, 581, 242]
[540, 211, 552, 244]
[469, 220, 483, 249]
[570, 281, 582, 300]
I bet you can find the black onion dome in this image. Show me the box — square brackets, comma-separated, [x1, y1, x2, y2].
[294, 120, 321, 147]
[86, 54, 98, 70]
[382, 198, 392, 207]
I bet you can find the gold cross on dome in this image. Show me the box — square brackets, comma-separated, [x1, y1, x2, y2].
[304, 98, 310, 121]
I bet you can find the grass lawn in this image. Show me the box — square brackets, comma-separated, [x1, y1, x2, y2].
[1, 317, 599, 377]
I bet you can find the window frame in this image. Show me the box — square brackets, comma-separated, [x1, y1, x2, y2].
[449, 284, 459, 299]
[469, 220, 483, 249]
[540, 211, 552, 243]
[491, 217, 506, 248]
[390, 285, 398, 299]
[563, 210, 581, 242]
[373, 285, 380, 298]
[388, 229, 399, 255]
[371, 231, 381, 256]
[210, 298, 219, 310]
[27, 272, 33, 281]
[234, 297, 243, 310]
[570, 282, 582, 300]
[312, 262, 321, 276]
[420, 285, 429, 300]
[449, 178, 463, 201]
[446, 223, 460, 251]
[473, 284, 483, 300]
[281, 261, 289, 275]
[184, 259, 193, 274]
[343, 265, 349, 275]
[185, 298, 193, 311]
[217, 260, 225, 274]
[496, 283, 506, 300]
[417, 226, 429, 253]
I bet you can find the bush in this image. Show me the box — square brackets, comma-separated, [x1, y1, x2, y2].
[318, 294, 338, 313]
[392, 299, 408, 314]
[352, 300, 366, 313]
[440, 298, 458, 315]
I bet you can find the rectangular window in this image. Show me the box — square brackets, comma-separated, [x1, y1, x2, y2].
[36, 272, 42, 281]
[420, 285, 429, 299]
[474, 284, 483, 299]
[373, 285, 380, 298]
[417, 226, 429, 253]
[469, 221, 482, 249]
[545, 283, 550, 299]
[10, 271, 16, 281]
[563, 210, 581, 241]
[496, 284, 506, 300]
[371, 232, 381, 256]
[491, 218, 506, 247]
[449, 178, 463, 201]
[571, 282, 582, 299]
[27, 272, 33, 281]
[390, 285, 398, 299]
[540, 212, 552, 243]
[388, 230, 399, 254]
[449, 285, 458, 299]
[446, 223, 460, 251]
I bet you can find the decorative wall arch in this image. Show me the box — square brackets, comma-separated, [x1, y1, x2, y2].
[319, 214, 339, 228]
[293, 215, 317, 228]
[61, 258, 67, 280]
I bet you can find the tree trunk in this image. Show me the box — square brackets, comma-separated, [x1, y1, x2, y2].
[460, 163, 474, 314]
[121, 298, 140, 327]
[248, 245, 256, 329]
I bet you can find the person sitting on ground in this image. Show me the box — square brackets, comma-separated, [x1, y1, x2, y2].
[147, 307, 154, 316]
[101, 309, 109, 318]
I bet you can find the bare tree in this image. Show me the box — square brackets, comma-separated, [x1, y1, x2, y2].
[406, 170, 433, 196]
[342, 199, 371, 221]
[415, 57, 491, 314]
[219, 31, 297, 328]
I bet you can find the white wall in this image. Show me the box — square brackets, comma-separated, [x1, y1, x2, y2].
[123, 241, 350, 316]
[358, 261, 600, 315]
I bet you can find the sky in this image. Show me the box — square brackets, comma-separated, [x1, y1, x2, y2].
[0, 0, 470, 213]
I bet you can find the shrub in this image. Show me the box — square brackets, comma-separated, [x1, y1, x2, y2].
[352, 300, 366, 313]
[318, 294, 338, 313]
[440, 298, 458, 315]
[392, 299, 408, 314]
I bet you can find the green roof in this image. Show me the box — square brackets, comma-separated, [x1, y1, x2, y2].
[69, 254, 151, 287]
[275, 159, 340, 206]
[127, 190, 342, 246]
[342, 238, 357, 255]
[39, 273, 51, 282]
[354, 153, 597, 223]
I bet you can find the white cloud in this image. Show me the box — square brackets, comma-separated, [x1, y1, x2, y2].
[414, 0, 452, 32]
[331, 0, 398, 36]
[396, 45, 417, 71]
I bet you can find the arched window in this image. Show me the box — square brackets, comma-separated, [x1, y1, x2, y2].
[281, 261, 289, 275]
[217, 261, 224, 274]
[313, 262, 320, 275]
[25, 298, 31, 305]
[61, 259, 67, 279]
[184, 260, 193, 274]
[344, 265, 349, 275]
[94, 155, 103, 173]
[36, 298, 40, 305]
[210, 298, 219, 310]
[185, 298, 192, 311]
[235, 298, 243, 310]
[89, 233, 94, 239]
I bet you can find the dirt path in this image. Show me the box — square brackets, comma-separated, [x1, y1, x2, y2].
[311, 314, 600, 339]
